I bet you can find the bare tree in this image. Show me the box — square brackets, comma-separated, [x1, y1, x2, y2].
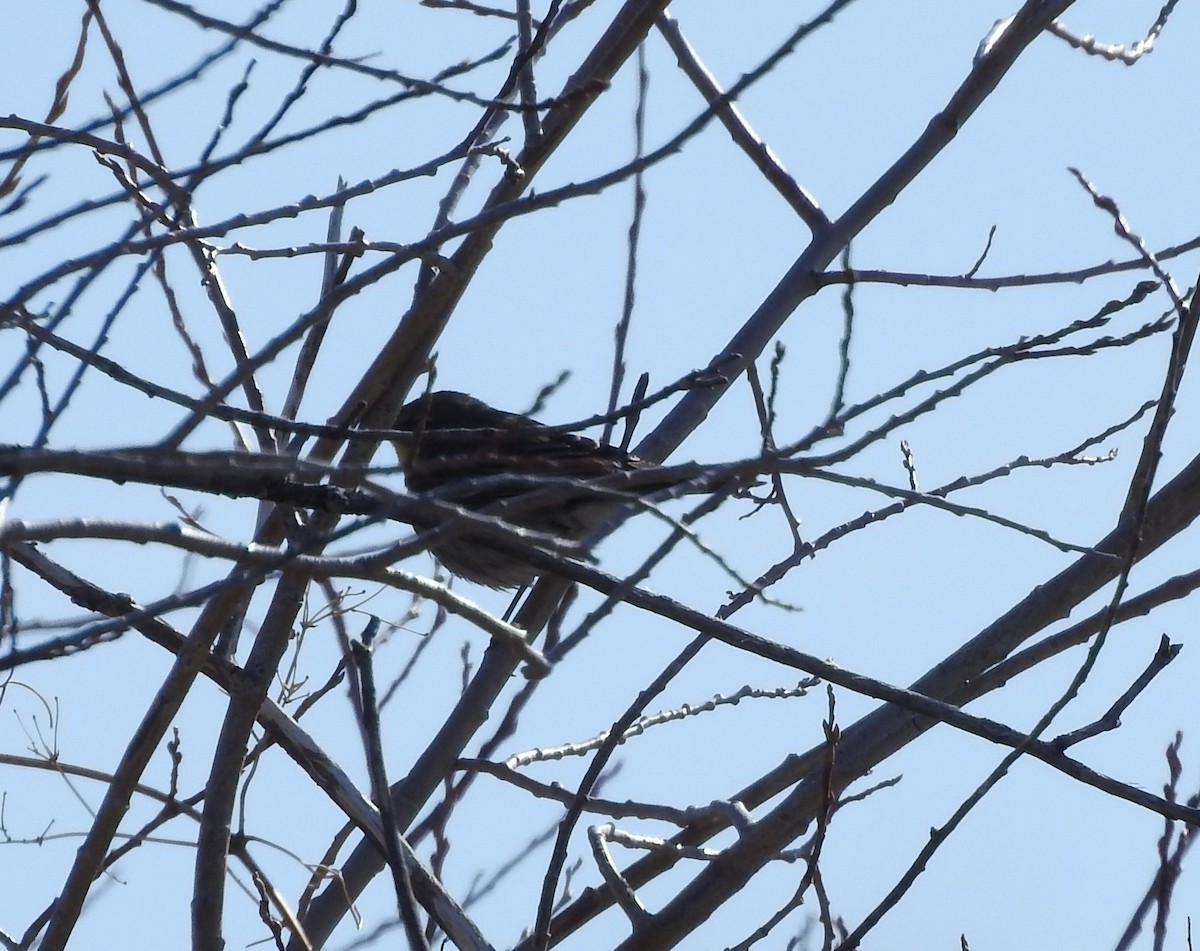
[1, 3, 1197, 950]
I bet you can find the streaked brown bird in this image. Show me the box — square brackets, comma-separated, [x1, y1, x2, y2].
[393, 390, 685, 588]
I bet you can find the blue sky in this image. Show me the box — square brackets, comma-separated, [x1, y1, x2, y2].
[3, 3, 1199, 949]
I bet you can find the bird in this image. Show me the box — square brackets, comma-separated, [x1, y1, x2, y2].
[392, 390, 685, 588]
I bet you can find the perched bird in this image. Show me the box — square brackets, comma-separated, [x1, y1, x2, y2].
[392, 390, 685, 588]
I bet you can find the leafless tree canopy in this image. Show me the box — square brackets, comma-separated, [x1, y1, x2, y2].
[2, 2, 1198, 950]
